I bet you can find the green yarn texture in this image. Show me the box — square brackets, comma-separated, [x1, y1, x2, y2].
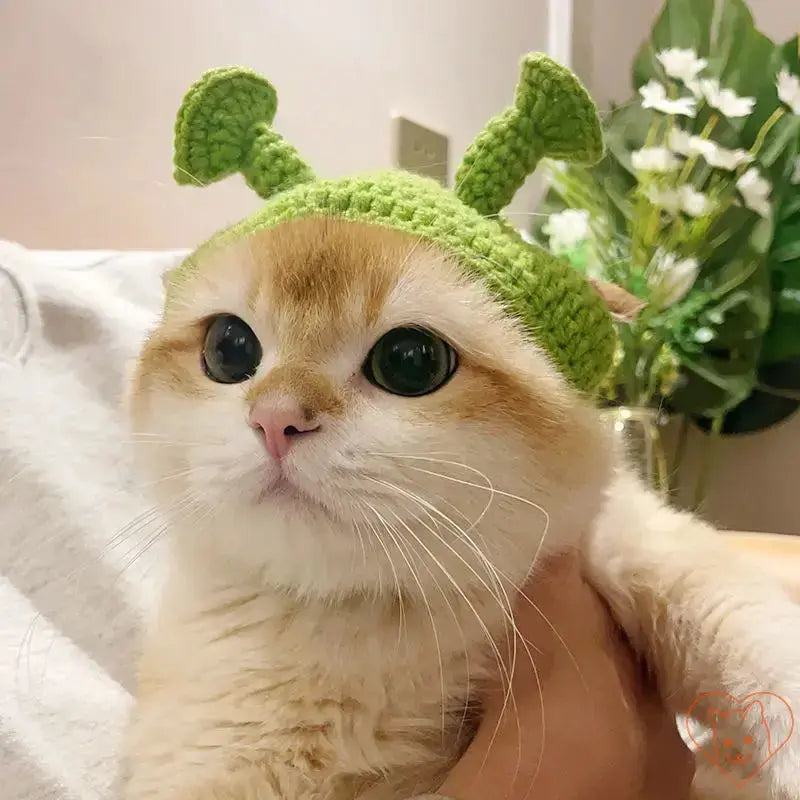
[170, 54, 614, 394]
[455, 54, 604, 217]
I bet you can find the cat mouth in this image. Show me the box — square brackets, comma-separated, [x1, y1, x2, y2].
[724, 753, 752, 765]
[256, 474, 334, 517]
[258, 476, 308, 504]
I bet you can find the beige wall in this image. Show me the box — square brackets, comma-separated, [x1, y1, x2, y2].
[581, 0, 800, 534]
[0, 0, 547, 250]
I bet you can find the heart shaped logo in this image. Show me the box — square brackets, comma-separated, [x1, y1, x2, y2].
[685, 691, 795, 786]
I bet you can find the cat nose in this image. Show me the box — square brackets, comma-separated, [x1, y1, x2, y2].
[249, 403, 320, 462]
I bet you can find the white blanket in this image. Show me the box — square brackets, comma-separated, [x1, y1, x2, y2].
[0, 241, 186, 799]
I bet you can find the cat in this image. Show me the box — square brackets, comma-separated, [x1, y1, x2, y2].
[123, 217, 800, 800]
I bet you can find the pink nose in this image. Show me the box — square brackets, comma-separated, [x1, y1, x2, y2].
[249, 403, 320, 462]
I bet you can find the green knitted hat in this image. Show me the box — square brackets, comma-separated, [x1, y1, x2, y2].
[170, 54, 614, 393]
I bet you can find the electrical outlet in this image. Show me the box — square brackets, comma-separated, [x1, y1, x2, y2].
[393, 116, 449, 186]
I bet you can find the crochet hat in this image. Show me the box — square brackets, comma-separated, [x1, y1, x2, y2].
[170, 54, 614, 393]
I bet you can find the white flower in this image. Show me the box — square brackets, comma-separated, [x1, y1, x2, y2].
[736, 168, 772, 217]
[542, 209, 590, 254]
[777, 67, 800, 114]
[699, 78, 756, 118]
[631, 146, 680, 172]
[646, 184, 709, 216]
[678, 185, 710, 217]
[657, 48, 708, 86]
[639, 80, 697, 117]
[518, 227, 536, 244]
[703, 144, 753, 171]
[649, 250, 699, 307]
[667, 127, 753, 170]
[646, 185, 681, 214]
[667, 127, 693, 155]
[694, 327, 715, 343]
[668, 128, 715, 158]
[793, 156, 800, 185]
[685, 78, 704, 98]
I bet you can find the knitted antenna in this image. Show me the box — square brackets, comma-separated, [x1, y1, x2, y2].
[169, 54, 616, 394]
[455, 54, 604, 217]
[173, 67, 314, 199]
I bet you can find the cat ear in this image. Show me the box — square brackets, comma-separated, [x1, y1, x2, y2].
[454, 54, 604, 217]
[707, 707, 725, 725]
[588, 279, 646, 322]
[173, 67, 314, 200]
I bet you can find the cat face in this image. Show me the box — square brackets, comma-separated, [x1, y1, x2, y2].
[128, 218, 612, 598]
[709, 702, 773, 767]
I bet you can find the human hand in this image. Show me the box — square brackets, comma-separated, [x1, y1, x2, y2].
[439, 551, 694, 800]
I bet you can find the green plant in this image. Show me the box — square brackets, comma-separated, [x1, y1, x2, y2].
[534, 0, 800, 435]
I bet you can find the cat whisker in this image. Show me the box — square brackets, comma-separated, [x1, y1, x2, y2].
[369, 452, 497, 531]
[394, 466, 588, 716]
[122, 439, 218, 448]
[483, 210, 551, 220]
[378, 505, 449, 742]
[402, 476, 586, 693]
[115, 496, 204, 581]
[371, 476, 548, 781]
[397, 463, 551, 572]
[359, 502, 407, 652]
[394, 504, 477, 744]
[173, 164, 208, 188]
[379, 487, 529, 775]
[126, 431, 227, 446]
[351, 518, 369, 572]
[393, 465, 583, 688]
[16, 489, 202, 696]
[367, 480, 516, 680]
[2, 462, 36, 487]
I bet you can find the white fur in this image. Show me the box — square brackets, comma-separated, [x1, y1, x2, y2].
[124, 239, 800, 800]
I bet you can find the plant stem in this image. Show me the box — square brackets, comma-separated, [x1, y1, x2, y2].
[756, 383, 800, 401]
[678, 114, 718, 184]
[692, 415, 724, 511]
[749, 107, 786, 160]
[670, 414, 690, 499]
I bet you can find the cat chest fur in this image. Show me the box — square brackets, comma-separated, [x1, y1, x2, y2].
[125, 576, 501, 799]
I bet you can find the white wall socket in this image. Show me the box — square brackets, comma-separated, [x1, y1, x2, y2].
[392, 116, 449, 186]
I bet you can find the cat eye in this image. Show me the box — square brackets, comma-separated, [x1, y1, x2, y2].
[202, 314, 262, 384]
[364, 327, 458, 397]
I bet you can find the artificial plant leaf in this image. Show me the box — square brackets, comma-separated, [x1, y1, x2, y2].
[633, 0, 715, 88]
[707, 1, 776, 108]
[759, 37, 800, 366]
[762, 209, 800, 363]
[700, 204, 760, 275]
[632, 0, 773, 92]
[668, 353, 758, 417]
[663, 246, 771, 416]
[693, 355, 800, 434]
[761, 356, 800, 391]
[603, 102, 657, 176]
[533, 155, 635, 252]
[530, 186, 566, 242]
[742, 35, 800, 149]
[634, 0, 779, 143]
[771, 228, 800, 264]
[783, 191, 800, 219]
[693, 390, 799, 434]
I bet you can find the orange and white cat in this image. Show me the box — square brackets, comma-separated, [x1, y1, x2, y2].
[124, 219, 800, 799]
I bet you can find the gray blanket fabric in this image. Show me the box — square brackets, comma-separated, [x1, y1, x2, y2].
[0, 241, 186, 799]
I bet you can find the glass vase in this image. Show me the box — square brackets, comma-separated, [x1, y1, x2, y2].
[603, 405, 670, 498]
